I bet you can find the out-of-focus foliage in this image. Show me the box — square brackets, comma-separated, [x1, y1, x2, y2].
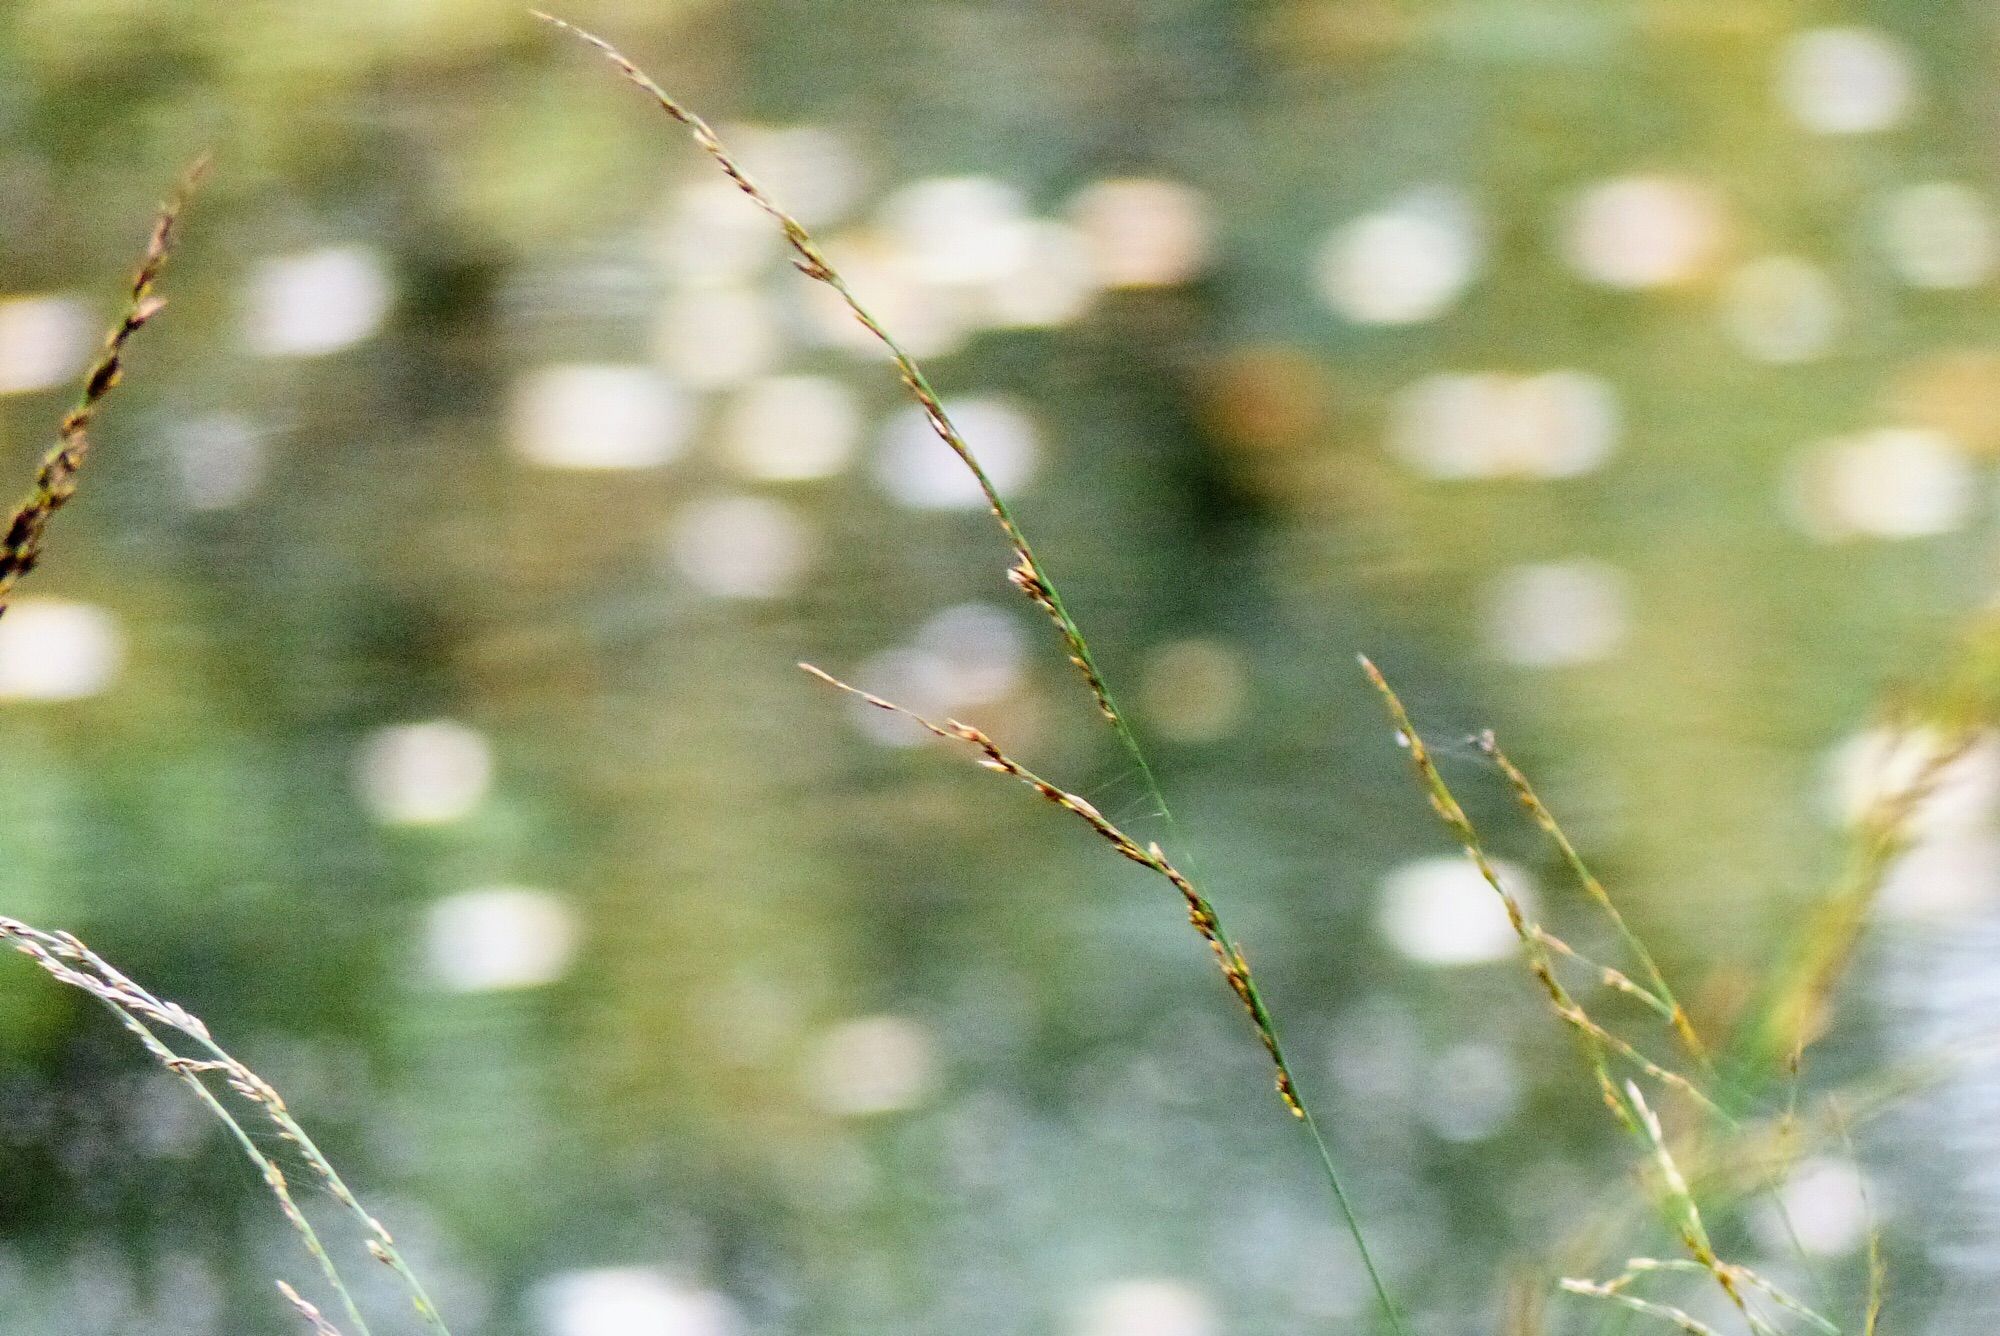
[1, 1, 1998, 1333]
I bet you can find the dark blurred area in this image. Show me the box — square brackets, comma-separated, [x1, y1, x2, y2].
[1, 1, 1998, 1333]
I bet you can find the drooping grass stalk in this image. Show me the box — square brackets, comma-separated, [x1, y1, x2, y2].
[535, 15, 1408, 1329]
[0, 919, 453, 1336]
[0, 165, 450, 1336]
[801, 664, 1405, 1329]
[0, 155, 206, 616]
[0, 161, 376, 1335]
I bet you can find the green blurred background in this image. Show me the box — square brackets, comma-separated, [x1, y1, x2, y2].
[1, 1, 1997, 1332]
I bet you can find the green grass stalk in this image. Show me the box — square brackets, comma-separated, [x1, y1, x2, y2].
[534, 14, 1410, 1330]
[1474, 731, 1708, 1065]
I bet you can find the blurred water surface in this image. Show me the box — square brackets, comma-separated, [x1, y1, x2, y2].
[2, 1, 1999, 1333]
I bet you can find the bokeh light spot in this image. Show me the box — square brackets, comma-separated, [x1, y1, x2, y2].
[1068, 179, 1213, 289]
[0, 294, 91, 395]
[666, 495, 812, 600]
[244, 246, 394, 357]
[807, 1015, 937, 1116]
[511, 364, 690, 470]
[0, 599, 122, 702]
[425, 887, 577, 993]
[1378, 856, 1532, 966]
[1484, 560, 1631, 668]
[874, 397, 1037, 509]
[1565, 176, 1726, 289]
[1316, 188, 1481, 326]
[722, 374, 861, 482]
[1778, 27, 1916, 135]
[357, 720, 493, 826]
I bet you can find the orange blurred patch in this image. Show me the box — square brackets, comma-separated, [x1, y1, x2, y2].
[1198, 344, 1332, 454]
[1889, 348, 2000, 457]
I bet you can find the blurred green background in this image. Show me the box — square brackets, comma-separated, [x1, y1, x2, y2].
[1, 1, 1998, 1332]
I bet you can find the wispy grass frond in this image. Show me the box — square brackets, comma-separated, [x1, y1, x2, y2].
[536, 13, 1407, 1330]
[1613, 1260, 1837, 1336]
[1532, 926, 1680, 1024]
[1623, 1082, 1770, 1333]
[0, 918, 451, 1336]
[1559, 1276, 1729, 1336]
[0, 156, 207, 616]
[1360, 660, 1871, 1334]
